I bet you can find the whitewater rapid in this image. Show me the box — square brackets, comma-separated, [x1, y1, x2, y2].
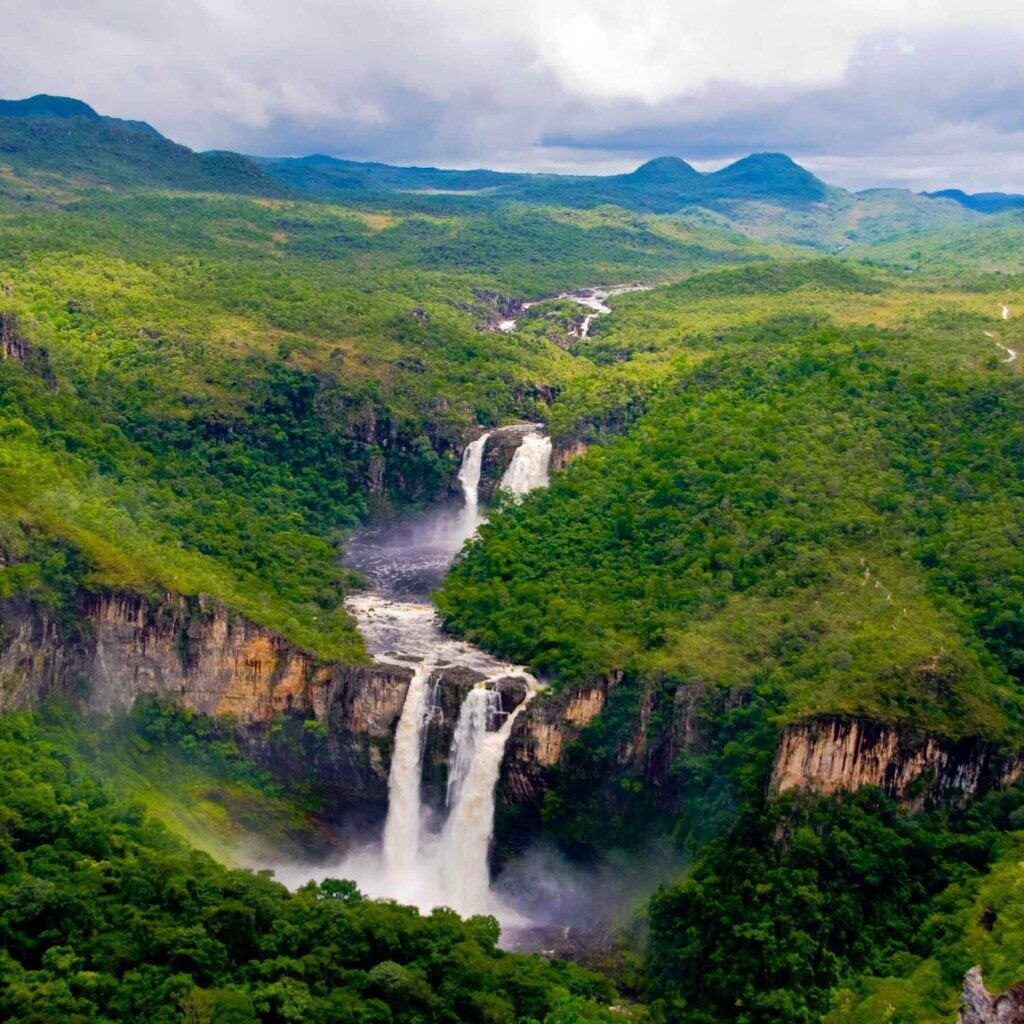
[497, 282, 651, 335]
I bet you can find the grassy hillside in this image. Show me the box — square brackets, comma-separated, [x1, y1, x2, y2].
[440, 299, 1024, 742]
[0, 165, 767, 655]
[438, 272, 1024, 1023]
[439, 283, 1024, 856]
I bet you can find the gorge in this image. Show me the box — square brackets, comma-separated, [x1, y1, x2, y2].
[280, 425, 551, 924]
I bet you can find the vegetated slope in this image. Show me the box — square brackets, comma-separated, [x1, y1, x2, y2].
[0, 156, 765, 656]
[262, 152, 832, 213]
[647, 783, 1024, 1024]
[440, 311, 1024, 855]
[439, 316, 1024, 736]
[0, 93, 162, 136]
[37, 698, 334, 867]
[0, 711, 632, 1024]
[439, 310, 1024, 1022]
[860, 209, 1024, 274]
[0, 101, 282, 195]
[256, 152, 523, 198]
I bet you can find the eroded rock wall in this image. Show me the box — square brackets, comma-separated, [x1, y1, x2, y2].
[0, 591, 413, 809]
[959, 967, 1024, 1024]
[771, 716, 1024, 808]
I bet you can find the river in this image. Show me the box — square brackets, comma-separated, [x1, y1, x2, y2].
[274, 426, 550, 935]
[274, 284, 639, 941]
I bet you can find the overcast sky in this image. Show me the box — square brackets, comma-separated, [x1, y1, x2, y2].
[5, 0, 1024, 191]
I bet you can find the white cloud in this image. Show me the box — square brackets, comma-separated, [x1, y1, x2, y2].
[1, 1, 1024, 190]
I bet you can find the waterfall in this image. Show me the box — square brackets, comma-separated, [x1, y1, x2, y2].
[438, 682, 535, 914]
[446, 685, 502, 808]
[306, 429, 549, 922]
[458, 433, 490, 510]
[500, 433, 552, 495]
[381, 659, 433, 875]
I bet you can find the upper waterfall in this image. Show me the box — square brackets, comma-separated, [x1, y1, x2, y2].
[500, 432, 552, 495]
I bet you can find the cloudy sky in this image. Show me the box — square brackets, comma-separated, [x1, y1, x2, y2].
[4, 0, 1024, 191]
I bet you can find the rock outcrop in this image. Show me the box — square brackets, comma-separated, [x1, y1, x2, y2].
[0, 591, 412, 810]
[0, 312, 30, 362]
[551, 439, 588, 472]
[771, 717, 1024, 808]
[959, 967, 1024, 1024]
[501, 676, 751, 811]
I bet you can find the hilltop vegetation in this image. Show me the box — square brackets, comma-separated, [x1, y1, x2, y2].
[0, 165, 762, 655]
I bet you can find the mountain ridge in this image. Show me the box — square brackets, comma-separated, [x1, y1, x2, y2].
[0, 92, 162, 137]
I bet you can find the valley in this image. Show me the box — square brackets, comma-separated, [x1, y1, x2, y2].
[2, 93, 1024, 1024]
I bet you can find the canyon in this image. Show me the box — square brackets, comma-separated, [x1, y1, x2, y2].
[2, 423, 1023, 918]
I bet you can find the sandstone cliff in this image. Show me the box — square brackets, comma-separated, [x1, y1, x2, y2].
[771, 717, 1024, 808]
[0, 591, 412, 809]
[959, 967, 1024, 1024]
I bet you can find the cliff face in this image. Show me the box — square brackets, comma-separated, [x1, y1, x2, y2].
[0, 312, 30, 362]
[958, 967, 1024, 1024]
[6, 589, 1023, 828]
[501, 676, 751, 810]
[501, 680, 1023, 836]
[0, 590, 533, 816]
[0, 591, 412, 809]
[771, 717, 1024, 808]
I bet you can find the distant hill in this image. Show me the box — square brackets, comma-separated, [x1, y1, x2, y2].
[0, 94, 284, 195]
[922, 188, 1024, 214]
[256, 153, 520, 196]
[0, 94, 985, 248]
[261, 150, 834, 213]
[0, 93, 162, 137]
[707, 152, 830, 202]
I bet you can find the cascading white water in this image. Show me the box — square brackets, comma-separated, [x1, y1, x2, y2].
[446, 685, 502, 808]
[439, 685, 535, 914]
[458, 433, 490, 510]
[381, 660, 434, 875]
[500, 433, 552, 495]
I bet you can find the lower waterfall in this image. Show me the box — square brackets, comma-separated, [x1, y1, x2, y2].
[445, 685, 502, 809]
[439, 686, 535, 913]
[381, 659, 433, 875]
